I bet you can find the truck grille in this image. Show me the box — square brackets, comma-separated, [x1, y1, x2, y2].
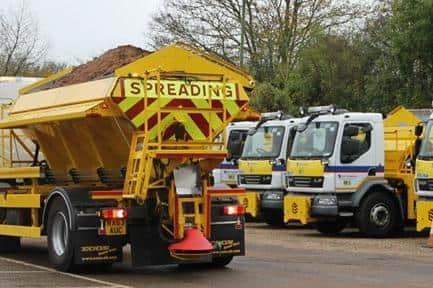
[418, 179, 433, 191]
[239, 175, 272, 185]
[287, 176, 324, 188]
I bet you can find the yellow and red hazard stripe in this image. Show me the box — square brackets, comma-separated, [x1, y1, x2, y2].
[111, 78, 248, 141]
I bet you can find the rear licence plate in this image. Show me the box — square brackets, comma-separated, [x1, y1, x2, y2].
[104, 219, 126, 235]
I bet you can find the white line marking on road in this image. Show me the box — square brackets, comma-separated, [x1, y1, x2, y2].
[62, 287, 123, 288]
[0, 256, 132, 288]
[0, 270, 45, 273]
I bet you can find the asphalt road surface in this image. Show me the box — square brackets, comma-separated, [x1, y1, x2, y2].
[1, 224, 433, 288]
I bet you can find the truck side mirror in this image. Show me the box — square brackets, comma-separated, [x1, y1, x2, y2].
[247, 128, 256, 136]
[415, 124, 423, 137]
[296, 123, 307, 132]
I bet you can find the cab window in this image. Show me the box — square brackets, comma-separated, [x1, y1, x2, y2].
[340, 123, 372, 163]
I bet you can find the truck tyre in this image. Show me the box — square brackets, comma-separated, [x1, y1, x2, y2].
[356, 192, 400, 237]
[47, 197, 74, 271]
[210, 256, 233, 268]
[262, 210, 284, 227]
[316, 218, 347, 235]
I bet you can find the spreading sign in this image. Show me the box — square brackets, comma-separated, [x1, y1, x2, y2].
[123, 79, 238, 99]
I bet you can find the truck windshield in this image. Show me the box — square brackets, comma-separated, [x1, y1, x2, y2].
[290, 122, 338, 159]
[419, 121, 433, 158]
[242, 126, 285, 159]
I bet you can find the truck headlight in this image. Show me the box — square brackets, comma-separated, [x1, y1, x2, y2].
[264, 192, 282, 200]
[315, 195, 337, 206]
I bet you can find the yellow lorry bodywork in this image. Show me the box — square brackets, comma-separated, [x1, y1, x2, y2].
[237, 159, 272, 218]
[0, 42, 253, 241]
[237, 192, 260, 218]
[415, 160, 433, 231]
[283, 195, 314, 224]
[415, 200, 433, 231]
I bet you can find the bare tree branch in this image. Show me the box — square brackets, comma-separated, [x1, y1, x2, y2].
[0, 0, 48, 76]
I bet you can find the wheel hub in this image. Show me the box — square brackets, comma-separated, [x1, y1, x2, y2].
[370, 203, 390, 227]
[52, 211, 68, 256]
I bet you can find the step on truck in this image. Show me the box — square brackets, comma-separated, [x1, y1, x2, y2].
[0, 42, 254, 271]
[237, 113, 301, 225]
[283, 105, 427, 237]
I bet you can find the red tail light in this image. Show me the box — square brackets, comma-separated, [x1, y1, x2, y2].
[101, 208, 128, 219]
[223, 205, 245, 216]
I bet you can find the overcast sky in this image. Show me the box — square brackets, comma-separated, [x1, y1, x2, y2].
[1, 0, 164, 64]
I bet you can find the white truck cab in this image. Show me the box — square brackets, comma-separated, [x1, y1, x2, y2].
[415, 112, 433, 230]
[283, 105, 415, 237]
[237, 114, 301, 225]
[212, 121, 257, 187]
[287, 111, 384, 195]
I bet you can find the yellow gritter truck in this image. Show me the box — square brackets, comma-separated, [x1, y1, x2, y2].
[0, 42, 254, 271]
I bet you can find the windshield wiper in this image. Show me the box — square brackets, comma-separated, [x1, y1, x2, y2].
[290, 155, 327, 160]
[242, 155, 275, 160]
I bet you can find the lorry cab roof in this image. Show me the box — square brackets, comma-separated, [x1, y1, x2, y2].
[310, 112, 383, 123]
[228, 121, 257, 128]
[258, 117, 302, 127]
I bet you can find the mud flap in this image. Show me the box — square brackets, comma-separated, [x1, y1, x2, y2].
[129, 223, 174, 266]
[211, 221, 245, 256]
[210, 199, 245, 256]
[73, 230, 124, 265]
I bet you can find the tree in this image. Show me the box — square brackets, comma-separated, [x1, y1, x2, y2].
[0, 1, 48, 76]
[149, 0, 370, 81]
[387, 0, 433, 107]
[356, 0, 433, 112]
[24, 61, 68, 77]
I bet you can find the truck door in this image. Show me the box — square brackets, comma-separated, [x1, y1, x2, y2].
[335, 122, 374, 192]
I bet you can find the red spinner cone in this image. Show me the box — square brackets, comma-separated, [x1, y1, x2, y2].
[169, 228, 213, 253]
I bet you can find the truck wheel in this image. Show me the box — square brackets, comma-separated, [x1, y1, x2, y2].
[262, 210, 284, 227]
[47, 198, 74, 271]
[316, 218, 347, 235]
[210, 256, 233, 268]
[356, 192, 400, 237]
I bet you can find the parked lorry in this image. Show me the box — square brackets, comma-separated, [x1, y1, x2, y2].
[212, 121, 257, 187]
[283, 105, 428, 237]
[0, 42, 254, 271]
[414, 110, 433, 231]
[237, 113, 301, 225]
